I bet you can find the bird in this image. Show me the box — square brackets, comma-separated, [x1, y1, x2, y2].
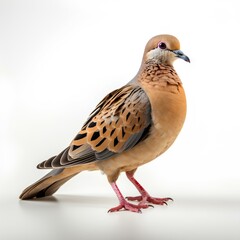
[19, 34, 190, 213]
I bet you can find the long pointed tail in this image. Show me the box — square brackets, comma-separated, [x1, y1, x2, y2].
[19, 164, 97, 200]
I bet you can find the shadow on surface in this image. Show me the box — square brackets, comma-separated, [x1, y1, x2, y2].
[18, 193, 240, 210]
[19, 194, 115, 206]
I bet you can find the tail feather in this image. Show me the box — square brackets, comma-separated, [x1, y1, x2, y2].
[19, 164, 97, 200]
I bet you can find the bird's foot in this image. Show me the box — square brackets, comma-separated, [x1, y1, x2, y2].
[108, 199, 151, 213]
[126, 195, 173, 206]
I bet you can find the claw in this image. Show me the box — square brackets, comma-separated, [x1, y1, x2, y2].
[126, 195, 173, 206]
[108, 202, 143, 213]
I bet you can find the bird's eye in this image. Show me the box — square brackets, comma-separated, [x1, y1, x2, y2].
[158, 42, 167, 50]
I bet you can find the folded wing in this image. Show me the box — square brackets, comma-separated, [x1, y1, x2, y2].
[37, 85, 152, 169]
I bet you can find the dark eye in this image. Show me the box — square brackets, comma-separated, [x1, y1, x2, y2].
[158, 42, 167, 50]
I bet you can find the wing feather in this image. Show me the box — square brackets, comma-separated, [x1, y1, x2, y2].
[38, 84, 152, 169]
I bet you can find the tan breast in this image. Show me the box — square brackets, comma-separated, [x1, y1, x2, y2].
[127, 84, 186, 165]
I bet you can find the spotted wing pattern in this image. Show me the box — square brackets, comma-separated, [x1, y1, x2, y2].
[38, 85, 152, 169]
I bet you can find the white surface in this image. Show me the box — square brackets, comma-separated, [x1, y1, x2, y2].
[1, 0, 240, 239]
[1, 194, 240, 240]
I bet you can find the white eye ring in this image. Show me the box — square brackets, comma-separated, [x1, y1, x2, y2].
[158, 42, 167, 50]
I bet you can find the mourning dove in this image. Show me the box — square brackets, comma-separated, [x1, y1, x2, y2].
[19, 34, 190, 213]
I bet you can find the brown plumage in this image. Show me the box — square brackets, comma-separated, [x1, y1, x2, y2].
[19, 34, 190, 213]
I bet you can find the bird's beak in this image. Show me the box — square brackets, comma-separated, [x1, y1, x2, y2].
[172, 50, 190, 63]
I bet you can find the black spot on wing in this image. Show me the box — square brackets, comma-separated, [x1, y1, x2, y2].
[114, 137, 119, 147]
[72, 145, 79, 151]
[110, 129, 116, 136]
[122, 128, 126, 138]
[126, 112, 131, 121]
[91, 131, 100, 141]
[88, 122, 97, 128]
[102, 126, 107, 134]
[74, 133, 87, 140]
[96, 138, 106, 147]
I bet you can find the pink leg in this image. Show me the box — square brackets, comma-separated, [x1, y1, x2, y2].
[126, 172, 173, 205]
[108, 182, 150, 213]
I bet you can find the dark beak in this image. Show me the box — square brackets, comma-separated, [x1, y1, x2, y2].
[172, 50, 190, 63]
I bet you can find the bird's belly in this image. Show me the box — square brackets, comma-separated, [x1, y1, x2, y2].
[98, 112, 185, 174]
[119, 125, 179, 171]
[97, 125, 179, 177]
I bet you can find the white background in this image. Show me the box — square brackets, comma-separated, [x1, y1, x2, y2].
[1, 0, 240, 239]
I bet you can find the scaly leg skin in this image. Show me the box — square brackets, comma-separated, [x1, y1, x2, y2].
[108, 182, 152, 213]
[126, 171, 173, 206]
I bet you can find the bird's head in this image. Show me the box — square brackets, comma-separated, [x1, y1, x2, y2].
[143, 34, 190, 65]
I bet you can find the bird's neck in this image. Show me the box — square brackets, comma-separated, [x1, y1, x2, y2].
[136, 60, 182, 90]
